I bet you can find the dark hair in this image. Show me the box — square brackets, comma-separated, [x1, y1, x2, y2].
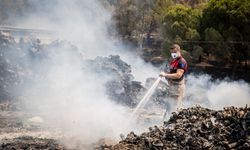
[171, 44, 181, 51]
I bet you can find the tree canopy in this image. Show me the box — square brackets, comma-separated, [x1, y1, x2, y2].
[112, 0, 249, 68]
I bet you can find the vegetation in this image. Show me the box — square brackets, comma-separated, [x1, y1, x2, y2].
[111, 0, 249, 70]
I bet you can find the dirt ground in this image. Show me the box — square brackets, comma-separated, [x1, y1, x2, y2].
[0, 101, 165, 150]
[0, 102, 67, 150]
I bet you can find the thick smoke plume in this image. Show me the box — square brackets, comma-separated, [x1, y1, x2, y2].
[1, 0, 249, 148]
[5, 0, 157, 146]
[185, 74, 250, 109]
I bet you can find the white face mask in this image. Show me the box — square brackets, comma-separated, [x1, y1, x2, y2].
[171, 53, 178, 59]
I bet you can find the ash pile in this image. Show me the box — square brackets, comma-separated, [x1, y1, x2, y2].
[110, 106, 250, 150]
[86, 55, 144, 107]
[87, 55, 167, 107]
[0, 31, 20, 101]
[0, 31, 167, 108]
[0, 31, 48, 102]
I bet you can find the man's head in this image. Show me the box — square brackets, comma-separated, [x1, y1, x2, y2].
[170, 44, 181, 59]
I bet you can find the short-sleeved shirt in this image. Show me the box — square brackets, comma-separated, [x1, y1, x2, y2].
[168, 56, 188, 82]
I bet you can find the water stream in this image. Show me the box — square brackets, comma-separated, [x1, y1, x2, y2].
[130, 77, 162, 121]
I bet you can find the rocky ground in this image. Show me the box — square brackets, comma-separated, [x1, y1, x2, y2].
[110, 106, 250, 150]
[1, 137, 64, 150]
[2, 105, 249, 150]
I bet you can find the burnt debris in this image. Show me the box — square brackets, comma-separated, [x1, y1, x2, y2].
[86, 55, 143, 107]
[86, 55, 169, 107]
[0, 32, 167, 108]
[1, 136, 66, 150]
[110, 106, 250, 150]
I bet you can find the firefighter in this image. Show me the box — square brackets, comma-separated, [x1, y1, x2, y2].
[159, 44, 188, 113]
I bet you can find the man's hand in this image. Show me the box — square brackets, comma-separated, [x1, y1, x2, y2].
[159, 71, 166, 77]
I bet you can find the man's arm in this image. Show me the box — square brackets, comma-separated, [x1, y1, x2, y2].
[160, 69, 184, 79]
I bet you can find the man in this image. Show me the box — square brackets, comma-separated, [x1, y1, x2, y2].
[159, 44, 188, 113]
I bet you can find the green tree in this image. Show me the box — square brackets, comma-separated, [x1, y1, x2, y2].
[112, 0, 157, 46]
[200, 0, 250, 67]
[192, 45, 203, 62]
[159, 4, 202, 58]
[203, 27, 230, 59]
[201, 0, 250, 40]
[113, 0, 137, 38]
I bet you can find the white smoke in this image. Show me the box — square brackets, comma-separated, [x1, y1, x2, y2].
[16, 0, 158, 82]
[18, 42, 132, 145]
[185, 74, 250, 109]
[7, 0, 156, 147]
[2, 0, 250, 148]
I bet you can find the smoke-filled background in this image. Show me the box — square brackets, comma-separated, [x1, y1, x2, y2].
[0, 0, 250, 148]
[1, 0, 159, 145]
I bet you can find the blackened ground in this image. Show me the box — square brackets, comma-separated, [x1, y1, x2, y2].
[1, 136, 65, 150]
[110, 106, 250, 150]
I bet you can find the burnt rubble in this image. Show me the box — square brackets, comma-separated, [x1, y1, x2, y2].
[86, 55, 144, 107]
[0, 31, 51, 101]
[86, 55, 145, 106]
[0, 32, 19, 100]
[0, 32, 167, 107]
[145, 77, 168, 106]
[110, 106, 250, 150]
[86, 55, 169, 107]
[0, 136, 66, 150]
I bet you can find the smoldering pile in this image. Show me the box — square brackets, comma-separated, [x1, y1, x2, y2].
[110, 106, 250, 150]
[86, 55, 143, 107]
[0, 32, 19, 101]
[0, 31, 169, 150]
[86, 55, 168, 107]
[0, 31, 167, 108]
